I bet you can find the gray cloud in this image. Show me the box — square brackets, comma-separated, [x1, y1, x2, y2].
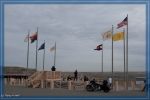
[4, 4, 146, 72]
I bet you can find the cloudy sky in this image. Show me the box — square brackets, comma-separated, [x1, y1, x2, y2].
[4, 4, 146, 72]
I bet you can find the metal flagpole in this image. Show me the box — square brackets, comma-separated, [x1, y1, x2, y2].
[126, 15, 128, 90]
[54, 42, 56, 67]
[112, 25, 114, 90]
[26, 31, 30, 86]
[27, 31, 30, 74]
[102, 44, 103, 73]
[35, 27, 38, 71]
[123, 28, 126, 90]
[43, 41, 45, 71]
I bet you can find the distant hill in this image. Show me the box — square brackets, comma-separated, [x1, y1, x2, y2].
[4, 66, 36, 74]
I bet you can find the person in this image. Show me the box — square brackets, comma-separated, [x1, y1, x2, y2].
[67, 75, 72, 81]
[84, 76, 89, 82]
[51, 66, 56, 71]
[74, 69, 78, 81]
[108, 77, 112, 87]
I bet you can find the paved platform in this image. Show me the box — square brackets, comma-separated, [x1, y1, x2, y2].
[3, 85, 147, 97]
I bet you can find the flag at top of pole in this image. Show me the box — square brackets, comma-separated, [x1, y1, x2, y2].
[101, 30, 112, 41]
[38, 42, 45, 50]
[50, 45, 56, 51]
[94, 44, 103, 51]
[29, 32, 38, 43]
[117, 17, 128, 29]
[113, 32, 124, 41]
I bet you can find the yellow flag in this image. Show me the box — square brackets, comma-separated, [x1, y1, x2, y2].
[113, 32, 124, 41]
[101, 30, 112, 40]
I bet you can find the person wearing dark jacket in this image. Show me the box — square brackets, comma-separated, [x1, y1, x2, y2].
[74, 70, 78, 81]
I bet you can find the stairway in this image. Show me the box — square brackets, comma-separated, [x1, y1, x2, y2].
[27, 71, 44, 88]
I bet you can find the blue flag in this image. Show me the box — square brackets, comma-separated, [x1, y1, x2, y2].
[38, 42, 45, 50]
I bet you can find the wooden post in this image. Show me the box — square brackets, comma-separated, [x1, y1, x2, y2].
[68, 81, 72, 90]
[10, 78, 12, 85]
[115, 81, 119, 91]
[50, 80, 54, 89]
[45, 80, 47, 88]
[124, 81, 127, 90]
[41, 80, 44, 88]
[18, 78, 21, 85]
[16, 78, 18, 85]
[131, 80, 135, 90]
[21, 78, 24, 86]
[141, 82, 145, 90]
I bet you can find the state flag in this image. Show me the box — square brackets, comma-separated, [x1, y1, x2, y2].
[38, 42, 45, 50]
[113, 32, 124, 41]
[94, 44, 103, 51]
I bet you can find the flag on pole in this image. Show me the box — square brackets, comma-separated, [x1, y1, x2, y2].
[113, 32, 124, 41]
[94, 44, 103, 51]
[38, 42, 45, 50]
[101, 30, 112, 40]
[50, 45, 56, 51]
[117, 17, 128, 29]
[29, 32, 38, 43]
[24, 34, 29, 42]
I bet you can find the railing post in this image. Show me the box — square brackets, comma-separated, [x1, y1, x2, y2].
[68, 81, 72, 90]
[50, 80, 54, 89]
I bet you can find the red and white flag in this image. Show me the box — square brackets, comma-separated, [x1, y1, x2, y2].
[117, 17, 128, 29]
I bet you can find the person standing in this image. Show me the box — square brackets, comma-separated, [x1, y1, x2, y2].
[74, 69, 78, 81]
[108, 76, 112, 87]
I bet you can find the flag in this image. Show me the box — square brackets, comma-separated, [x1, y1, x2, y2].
[101, 30, 112, 40]
[94, 44, 103, 51]
[30, 32, 37, 43]
[24, 34, 29, 42]
[113, 32, 124, 41]
[50, 45, 56, 51]
[117, 17, 128, 29]
[38, 42, 45, 50]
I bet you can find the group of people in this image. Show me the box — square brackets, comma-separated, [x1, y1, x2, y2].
[67, 70, 89, 81]
[66, 69, 112, 87]
[67, 70, 146, 92]
[67, 70, 78, 81]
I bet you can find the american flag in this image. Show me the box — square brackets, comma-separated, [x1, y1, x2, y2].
[94, 44, 103, 51]
[117, 17, 128, 29]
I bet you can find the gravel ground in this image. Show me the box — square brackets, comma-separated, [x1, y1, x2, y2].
[3, 85, 147, 97]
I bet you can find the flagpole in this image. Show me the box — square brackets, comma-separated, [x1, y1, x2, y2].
[126, 14, 128, 90]
[35, 27, 38, 71]
[54, 42, 56, 67]
[123, 28, 126, 90]
[102, 43, 103, 73]
[43, 40, 45, 71]
[26, 31, 30, 80]
[112, 25, 114, 90]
